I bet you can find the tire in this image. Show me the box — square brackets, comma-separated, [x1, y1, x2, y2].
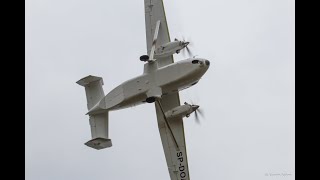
[140, 55, 149, 61]
[146, 97, 156, 103]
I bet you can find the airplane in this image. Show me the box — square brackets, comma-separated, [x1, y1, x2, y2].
[77, 0, 210, 179]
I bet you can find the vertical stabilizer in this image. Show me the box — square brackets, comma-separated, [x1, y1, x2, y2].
[76, 75, 104, 110]
[85, 112, 112, 150]
[77, 75, 112, 150]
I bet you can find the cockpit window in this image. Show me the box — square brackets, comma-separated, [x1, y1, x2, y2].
[192, 60, 199, 64]
[192, 60, 204, 65]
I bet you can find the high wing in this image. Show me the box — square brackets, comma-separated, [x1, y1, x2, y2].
[144, 1, 190, 179]
[155, 94, 190, 180]
[144, 0, 174, 68]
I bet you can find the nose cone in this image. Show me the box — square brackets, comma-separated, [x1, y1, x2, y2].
[192, 105, 200, 111]
[205, 60, 210, 66]
[183, 41, 190, 47]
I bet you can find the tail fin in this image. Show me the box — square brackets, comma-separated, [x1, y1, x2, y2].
[86, 112, 112, 150]
[77, 75, 112, 150]
[76, 75, 105, 110]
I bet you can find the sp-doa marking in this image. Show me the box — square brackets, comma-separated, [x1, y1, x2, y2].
[177, 151, 187, 180]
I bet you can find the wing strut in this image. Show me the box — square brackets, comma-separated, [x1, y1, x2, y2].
[156, 99, 180, 151]
[149, 20, 161, 61]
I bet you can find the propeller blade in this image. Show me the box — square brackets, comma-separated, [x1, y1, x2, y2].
[182, 48, 186, 57]
[197, 108, 204, 117]
[187, 99, 204, 124]
[182, 47, 189, 57]
[194, 110, 200, 124]
[186, 46, 193, 57]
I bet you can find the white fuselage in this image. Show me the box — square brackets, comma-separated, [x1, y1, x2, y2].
[88, 58, 210, 114]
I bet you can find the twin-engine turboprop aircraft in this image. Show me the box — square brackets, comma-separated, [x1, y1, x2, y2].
[77, 0, 210, 179]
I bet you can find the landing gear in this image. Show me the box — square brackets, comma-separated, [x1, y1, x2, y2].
[140, 55, 149, 61]
[146, 97, 156, 103]
[176, 50, 180, 54]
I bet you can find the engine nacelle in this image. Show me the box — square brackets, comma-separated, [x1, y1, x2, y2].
[154, 39, 189, 58]
[165, 102, 199, 119]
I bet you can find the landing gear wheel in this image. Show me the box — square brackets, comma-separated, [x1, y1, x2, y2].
[146, 97, 156, 103]
[176, 50, 180, 54]
[140, 55, 149, 61]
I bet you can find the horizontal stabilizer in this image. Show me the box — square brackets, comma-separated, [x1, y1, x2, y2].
[85, 137, 112, 150]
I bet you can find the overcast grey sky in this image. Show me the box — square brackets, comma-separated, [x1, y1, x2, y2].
[26, 0, 295, 179]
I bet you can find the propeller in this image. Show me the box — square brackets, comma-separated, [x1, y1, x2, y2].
[184, 45, 193, 58]
[194, 106, 204, 124]
[182, 36, 194, 58]
[185, 101, 205, 124]
[175, 36, 194, 58]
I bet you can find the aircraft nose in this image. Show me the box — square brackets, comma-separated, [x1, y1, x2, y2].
[205, 60, 210, 66]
